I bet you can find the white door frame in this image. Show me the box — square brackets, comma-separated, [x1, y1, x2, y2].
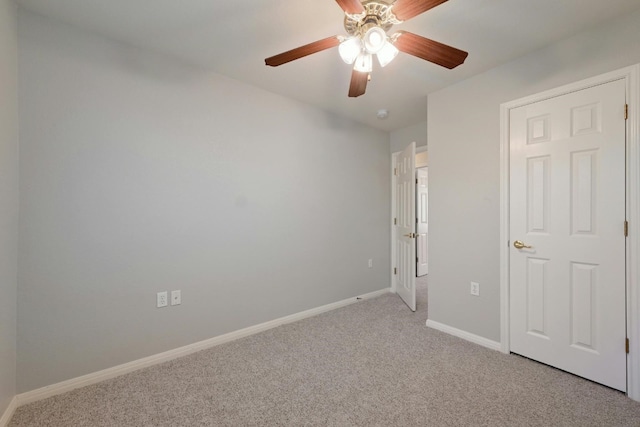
[499, 64, 640, 401]
[391, 151, 398, 292]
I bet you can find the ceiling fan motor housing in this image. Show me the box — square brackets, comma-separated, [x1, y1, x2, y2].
[343, 0, 401, 37]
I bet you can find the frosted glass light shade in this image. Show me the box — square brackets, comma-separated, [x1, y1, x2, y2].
[339, 37, 362, 64]
[353, 52, 373, 73]
[376, 41, 399, 67]
[363, 27, 386, 54]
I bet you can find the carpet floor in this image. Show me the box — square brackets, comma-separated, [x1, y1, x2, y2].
[9, 277, 640, 426]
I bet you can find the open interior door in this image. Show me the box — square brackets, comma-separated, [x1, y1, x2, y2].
[395, 142, 416, 311]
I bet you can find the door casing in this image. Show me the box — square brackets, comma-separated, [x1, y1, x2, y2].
[500, 64, 640, 401]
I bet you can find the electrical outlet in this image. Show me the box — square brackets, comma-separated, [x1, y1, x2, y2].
[470, 282, 480, 296]
[368, 259, 373, 268]
[157, 291, 168, 308]
[171, 290, 181, 306]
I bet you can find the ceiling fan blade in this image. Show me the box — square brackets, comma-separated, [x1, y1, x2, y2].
[348, 69, 368, 98]
[265, 36, 341, 67]
[394, 31, 468, 69]
[392, 0, 448, 21]
[335, 0, 365, 14]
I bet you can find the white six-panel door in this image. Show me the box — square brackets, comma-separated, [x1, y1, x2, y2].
[509, 80, 627, 391]
[417, 168, 429, 277]
[396, 142, 416, 311]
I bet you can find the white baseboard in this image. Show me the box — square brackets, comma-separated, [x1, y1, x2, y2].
[15, 288, 390, 407]
[426, 319, 501, 352]
[0, 397, 17, 427]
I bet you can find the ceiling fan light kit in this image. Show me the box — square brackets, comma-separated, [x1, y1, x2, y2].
[265, 0, 468, 97]
[376, 41, 399, 67]
[354, 52, 373, 73]
[363, 26, 387, 53]
[338, 37, 362, 64]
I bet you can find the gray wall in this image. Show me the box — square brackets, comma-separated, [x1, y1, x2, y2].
[428, 9, 640, 341]
[390, 121, 427, 153]
[0, 0, 18, 415]
[17, 11, 390, 393]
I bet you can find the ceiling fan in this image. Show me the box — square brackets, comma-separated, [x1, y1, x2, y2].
[265, 0, 468, 98]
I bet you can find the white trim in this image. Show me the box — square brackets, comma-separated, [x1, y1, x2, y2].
[426, 320, 501, 352]
[15, 288, 390, 406]
[499, 64, 640, 401]
[0, 397, 17, 427]
[499, 99, 511, 355]
[626, 64, 640, 401]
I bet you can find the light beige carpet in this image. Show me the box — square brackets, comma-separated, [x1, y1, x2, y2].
[10, 277, 640, 426]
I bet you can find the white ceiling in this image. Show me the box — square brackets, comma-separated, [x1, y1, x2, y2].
[17, 0, 640, 131]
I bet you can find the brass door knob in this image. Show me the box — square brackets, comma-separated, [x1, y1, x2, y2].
[403, 233, 416, 238]
[513, 240, 532, 249]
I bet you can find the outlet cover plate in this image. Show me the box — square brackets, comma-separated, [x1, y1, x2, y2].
[470, 282, 480, 296]
[157, 291, 168, 308]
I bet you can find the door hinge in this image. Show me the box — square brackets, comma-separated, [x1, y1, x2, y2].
[626, 338, 630, 354]
[394, 168, 397, 176]
[416, 257, 419, 263]
[394, 218, 397, 225]
[394, 267, 397, 275]
[625, 104, 629, 120]
[416, 178, 418, 184]
[416, 218, 418, 224]
[625, 220, 629, 237]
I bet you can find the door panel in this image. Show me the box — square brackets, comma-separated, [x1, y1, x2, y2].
[396, 142, 416, 311]
[509, 80, 626, 391]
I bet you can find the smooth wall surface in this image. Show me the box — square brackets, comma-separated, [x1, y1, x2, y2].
[428, 9, 640, 341]
[17, 11, 390, 392]
[390, 120, 427, 153]
[0, 0, 18, 415]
